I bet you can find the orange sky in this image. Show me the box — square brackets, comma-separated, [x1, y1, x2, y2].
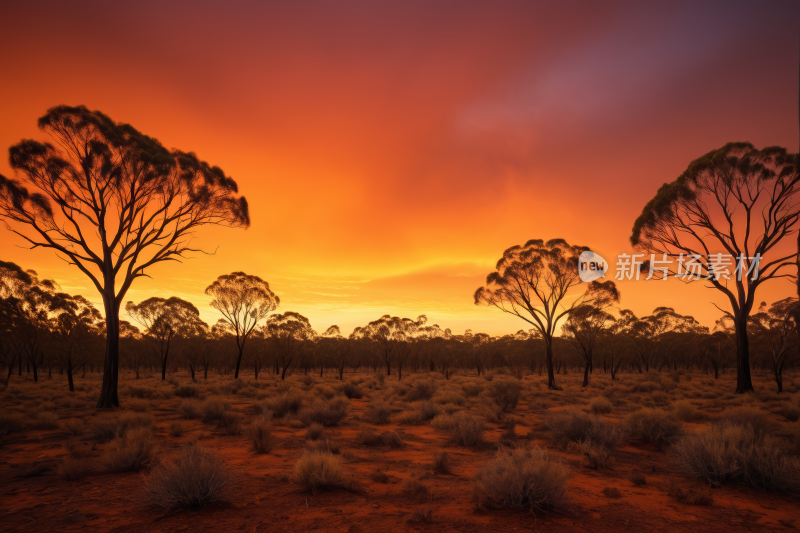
[1, 1, 799, 335]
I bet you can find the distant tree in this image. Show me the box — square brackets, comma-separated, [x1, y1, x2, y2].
[631, 143, 799, 393]
[617, 307, 704, 373]
[351, 315, 425, 379]
[0, 261, 59, 383]
[749, 299, 798, 392]
[318, 325, 352, 380]
[563, 281, 620, 387]
[0, 106, 250, 406]
[205, 272, 279, 379]
[50, 293, 103, 391]
[475, 239, 620, 389]
[126, 296, 207, 381]
[264, 311, 315, 380]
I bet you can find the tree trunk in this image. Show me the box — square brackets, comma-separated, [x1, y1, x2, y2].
[67, 361, 75, 392]
[582, 360, 590, 387]
[545, 337, 559, 390]
[97, 287, 120, 408]
[234, 344, 244, 379]
[734, 313, 754, 393]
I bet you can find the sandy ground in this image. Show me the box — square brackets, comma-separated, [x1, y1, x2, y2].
[1, 369, 799, 532]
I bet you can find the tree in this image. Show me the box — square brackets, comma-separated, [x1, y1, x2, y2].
[351, 315, 425, 379]
[318, 326, 352, 380]
[749, 298, 797, 392]
[618, 307, 704, 373]
[126, 296, 207, 381]
[205, 272, 279, 379]
[50, 293, 103, 391]
[631, 143, 799, 393]
[563, 281, 620, 387]
[475, 238, 619, 389]
[0, 106, 250, 407]
[264, 311, 315, 380]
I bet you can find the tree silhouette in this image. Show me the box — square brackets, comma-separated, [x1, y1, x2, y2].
[475, 238, 619, 389]
[563, 281, 620, 387]
[351, 315, 426, 379]
[0, 106, 249, 407]
[205, 272, 279, 379]
[319, 325, 352, 380]
[50, 293, 103, 391]
[749, 298, 798, 392]
[126, 296, 207, 381]
[264, 311, 315, 380]
[631, 142, 799, 393]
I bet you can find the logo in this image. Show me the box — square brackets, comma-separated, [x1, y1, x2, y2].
[578, 251, 607, 282]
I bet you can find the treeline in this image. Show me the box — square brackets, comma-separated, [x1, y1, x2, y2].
[2, 260, 796, 393]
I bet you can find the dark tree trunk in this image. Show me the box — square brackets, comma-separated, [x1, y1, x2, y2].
[582, 361, 590, 387]
[545, 337, 560, 390]
[734, 314, 754, 393]
[97, 288, 120, 408]
[234, 344, 244, 379]
[67, 361, 75, 392]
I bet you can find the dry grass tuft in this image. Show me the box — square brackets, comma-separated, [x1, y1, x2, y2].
[473, 446, 571, 513]
[588, 397, 613, 414]
[433, 451, 452, 474]
[623, 408, 683, 449]
[248, 417, 275, 453]
[488, 379, 523, 412]
[602, 486, 622, 498]
[103, 427, 155, 472]
[146, 444, 234, 509]
[545, 408, 621, 450]
[305, 422, 324, 440]
[299, 397, 348, 427]
[293, 450, 352, 494]
[365, 400, 392, 424]
[667, 481, 714, 506]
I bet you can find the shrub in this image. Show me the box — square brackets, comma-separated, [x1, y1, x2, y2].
[60, 457, 93, 480]
[623, 408, 683, 449]
[402, 477, 430, 499]
[306, 438, 341, 455]
[339, 382, 363, 399]
[671, 400, 704, 422]
[146, 444, 233, 509]
[672, 421, 800, 492]
[201, 397, 232, 423]
[718, 406, 771, 438]
[473, 446, 570, 512]
[248, 417, 275, 453]
[443, 412, 485, 449]
[780, 402, 800, 423]
[299, 398, 348, 426]
[305, 422, 324, 440]
[433, 452, 452, 474]
[371, 470, 390, 483]
[65, 419, 85, 436]
[602, 486, 622, 498]
[381, 430, 403, 448]
[127, 386, 156, 399]
[545, 408, 621, 450]
[365, 400, 392, 424]
[433, 390, 466, 406]
[293, 450, 351, 493]
[103, 427, 155, 472]
[588, 397, 613, 415]
[178, 399, 203, 419]
[36, 411, 59, 429]
[488, 379, 523, 412]
[174, 385, 197, 398]
[581, 441, 611, 470]
[461, 382, 483, 397]
[90, 412, 156, 442]
[667, 481, 713, 506]
[168, 421, 184, 438]
[406, 508, 433, 523]
[217, 412, 242, 435]
[628, 471, 647, 486]
[357, 428, 383, 446]
[268, 392, 304, 418]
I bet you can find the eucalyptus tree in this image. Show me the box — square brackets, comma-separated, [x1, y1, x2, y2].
[631, 143, 799, 392]
[618, 307, 704, 373]
[475, 239, 619, 389]
[351, 314, 426, 379]
[264, 311, 315, 380]
[318, 325, 352, 380]
[749, 298, 798, 392]
[0, 106, 250, 406]
[126, 296, 208, 381]
[562, 280, 620, 387]
[50, 293, 103, 391]
[205, 272, 279, 379]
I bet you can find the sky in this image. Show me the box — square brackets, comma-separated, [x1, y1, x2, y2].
[1, 0, 799, 335]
